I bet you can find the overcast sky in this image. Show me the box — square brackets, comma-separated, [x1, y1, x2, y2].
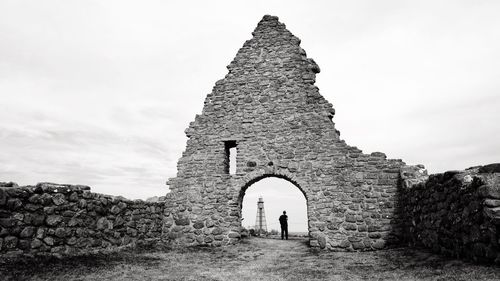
[1, 1, 499, 204]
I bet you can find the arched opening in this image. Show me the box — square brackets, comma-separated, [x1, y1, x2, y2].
[239, 175, 308, 239]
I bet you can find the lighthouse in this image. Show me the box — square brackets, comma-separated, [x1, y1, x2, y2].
[254, 196, 268, 236]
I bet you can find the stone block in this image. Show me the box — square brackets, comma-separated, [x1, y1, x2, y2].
[193, 221, 204, 229]
[43, 237, 54, 246]
[96, 217, 113, 230]
[174, 215, 190, 226]
[318, 235, 327, 249]
[0, 210, 11, 218]
[205, 219, 215, 228]
[309, 240, 319, 247]
[0, 218, 14, 228]
[478, 185, 500, 199]
[326, 222, 340, 230]
[31, 238, 43, 249]
[211, 227, 224, 235]
[55, 228, 68, 238]
[4, 236, 18, 249]
[213, 235, 224, 241]
[18, 239, 31, 250]
[1, 226, 10, 236]
[127, 227, 138, 237]
[46, 215, 63, 226]
[110, 205, 121, 214]
[62, 210, 75, 217]
[484, 199, 500, 207]
[372, 240, 385, 249]
[0, 182, 18, 188]
[39, 193, 53, 205]
[30, 213, 45, 226]
[358, 225, 367, 232]
[339, 240, 351, 248]
[7, 198, 22, 210]
[5, 188, 28, 198]
[348, 236, 362, 242]
[0, 188, 6, 206]
[78, 199, 87, 208]
[68, 218, 80, 227]
[66, 237, 77, 245]
[82, 191, 92, 199]
[171, 225, 183, 232]
[370, 152, 386, 159]
[345, 214, 356, 223]
[20, 226, 35, 238]
[50, 245, 65, 254]
[344, 223, 357, 231]
[52, 193, 67, 206]
[13, 213, 24, 221]
[25, 203, 42, 211]
[479, 163, 500, 173]
[484, 207, 500, 219]
[68, 192, 79, 202]
[351, 242, 365, 250]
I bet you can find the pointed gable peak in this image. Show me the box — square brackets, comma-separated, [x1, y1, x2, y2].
[225, 15, 320, 75]
[251, 15, 297, 43]
[253, 15, 282, 32]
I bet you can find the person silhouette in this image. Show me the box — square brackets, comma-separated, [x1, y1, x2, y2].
[279, 211, 288, 240]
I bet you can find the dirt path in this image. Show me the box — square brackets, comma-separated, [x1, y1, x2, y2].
[235, 238, 357, 280]
[220, 238, 310, 280]
[2, 237, 499, 281]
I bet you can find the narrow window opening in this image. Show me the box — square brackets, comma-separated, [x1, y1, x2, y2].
[224, 141, 237, 175]
[229, 147, 237, 174]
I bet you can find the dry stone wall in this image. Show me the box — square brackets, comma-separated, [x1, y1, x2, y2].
[0, 182, 165, 259]
[400, 164, 500, 263]
[166, 15, 408, 250]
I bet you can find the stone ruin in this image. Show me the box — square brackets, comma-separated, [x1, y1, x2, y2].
[165, 15, 407, 250]
[1, 15, 500, 263]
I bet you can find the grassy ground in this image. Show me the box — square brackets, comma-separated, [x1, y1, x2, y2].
[1, 237, 499, 281]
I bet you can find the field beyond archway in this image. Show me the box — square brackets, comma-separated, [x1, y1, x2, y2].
[241, 176, 308, 236]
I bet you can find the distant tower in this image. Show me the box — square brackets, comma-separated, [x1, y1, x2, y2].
[255, 197, 267, 236]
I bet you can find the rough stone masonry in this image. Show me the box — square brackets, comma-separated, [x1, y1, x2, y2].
[165, 15, 410, 251]
[0, 182, 164, 259]
[164, 15, 500, 261]
[1, 15, 500, 263]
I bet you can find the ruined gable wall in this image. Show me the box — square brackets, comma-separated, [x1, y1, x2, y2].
[0, 182, 166, 259]
[400, 165, 500, 263]
[165, 15, 408, 250]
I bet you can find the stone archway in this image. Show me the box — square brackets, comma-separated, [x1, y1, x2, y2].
[238, 173, 310, 240]
[164, 15, 407, 251]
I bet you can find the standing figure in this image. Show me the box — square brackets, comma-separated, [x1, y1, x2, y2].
[279, 211, 288, 240]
